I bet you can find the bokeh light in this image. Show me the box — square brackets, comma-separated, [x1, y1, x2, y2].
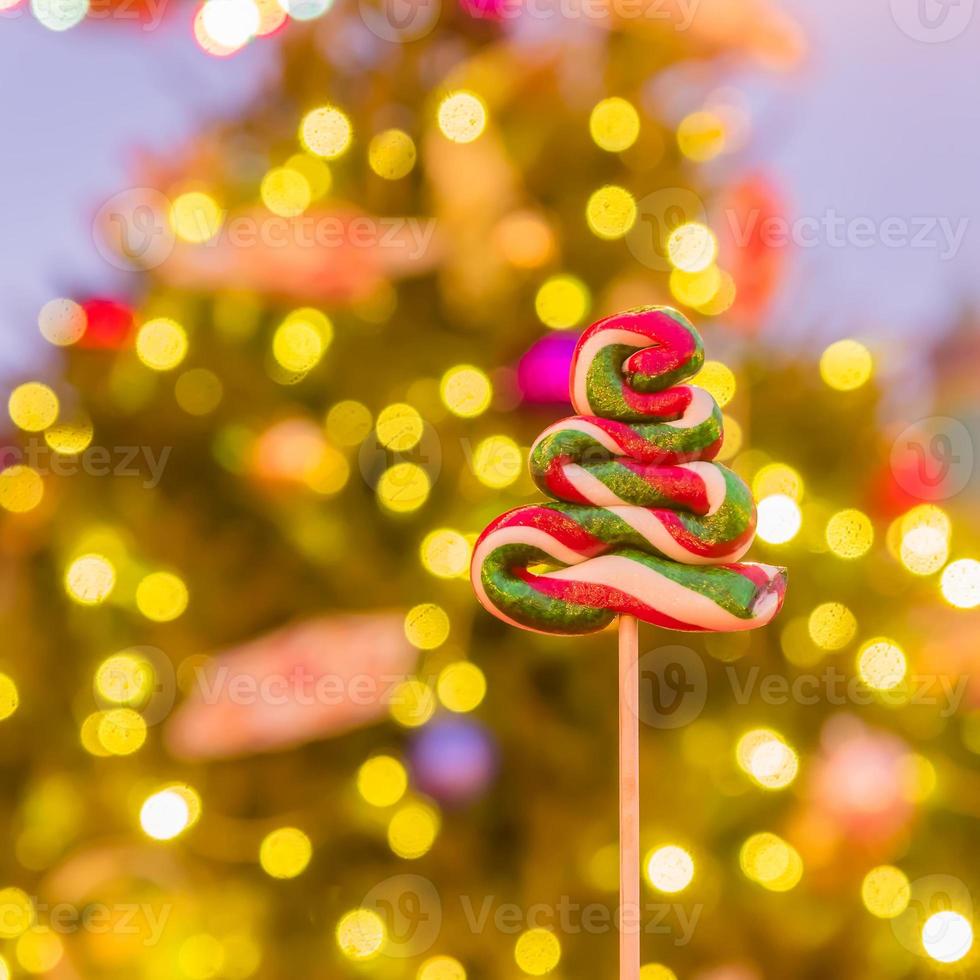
[534, 275, 590, 329]
[922, 911, 973, 964]
[693, 360, 736, 407]
[170, 191, 224, 243]
[95, 651, 155, 707]
[38, 297, 86, 346]
[259, 827, 313, 878]
[472, 435, 522, 489]
[756, 494, 802, 544]
[136, 318, 188, 371]
[0, 466, 44, 514]
[31, 0, 88, 30]
[736, 728, 799, 789]
[8, 382, 58, 432]
[589, 97, 640, 152]
[586, 185, 637, 239]
[376, 403, 424, 451]
[857, 637, 907, 691]
[514, 928, 561, 976]
[404, 603, 450, 649]
[825, 508, 874, 559]
[819, 339, 873, 391]
[357, 755, 408, 807]
[677, 110, 726, 161]
[440, 365, 492, 417]
[326, 400, 372, 446]
[299, 106, 353, 159]
[437, 92, 487, 143]
[418, 955, 467, 980]
[0, 675, 18, 722]
[272, 309, 330, 373]
[645, 845, 694, 893]
[861, 865, 910, 918]
[368, 129, 417, 179]
[15, 926, 63, 973]
[176, 368, 224, 415]
[420, 529, 472, 578]
[666, 223, 718, 273]
[437, 661, 487, 713]
[388, 800, 440, 858]
[752, 463, 804, 502]
[0, 888, 34, 939]
[261, 167, 312, 217]
[97, 708, 147, 756]
[136, 571, 189, 622]
[336, 909, 385, 961]
[941, 558, 980, 608]
[807, 602, 857, 650]
[140, 787, 194, 840]
[65, 554, 116, 605]
[200, 0, 260, 49]
[389, 679, 437, 728]
[740, 832, 803, 892]
[377, 462, 431, 513]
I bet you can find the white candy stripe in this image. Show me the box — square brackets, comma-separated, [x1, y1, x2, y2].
[531, 417, 628, 457]
[676, 461, 727, 515]
[571, 329, 652, 414]
[671, 386, 716, 430]
[607, 506, 749, 564]
[562, 464, 627, 505]
[544, 555, 778, 631]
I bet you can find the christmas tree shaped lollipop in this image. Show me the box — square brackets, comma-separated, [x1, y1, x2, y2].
[471, 306, 787, 979]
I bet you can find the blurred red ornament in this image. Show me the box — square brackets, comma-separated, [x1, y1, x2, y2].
[166, 613, 418, 760]
[808, 715, 915, 847]
[77, 298, 134, 350]
[716, 173, 787, 331]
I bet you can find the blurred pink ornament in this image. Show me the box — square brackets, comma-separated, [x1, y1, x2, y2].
[808, 715, 915, 845]
[249, 417, 326, 485]
[166, 613, 418, 760]
[517, 333, 577, 404]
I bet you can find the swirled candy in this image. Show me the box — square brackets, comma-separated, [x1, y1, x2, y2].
[471, 306, 787, 635]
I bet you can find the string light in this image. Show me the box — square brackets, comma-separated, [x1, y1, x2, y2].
[437, 92, 487, 143]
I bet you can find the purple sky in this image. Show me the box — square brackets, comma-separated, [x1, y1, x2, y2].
[1, 0, 978, 380]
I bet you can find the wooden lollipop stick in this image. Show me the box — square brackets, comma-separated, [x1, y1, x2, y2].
[619, 615, 640, 980]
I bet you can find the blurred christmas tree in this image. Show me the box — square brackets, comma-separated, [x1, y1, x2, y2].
[2, 3, 980, 979]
